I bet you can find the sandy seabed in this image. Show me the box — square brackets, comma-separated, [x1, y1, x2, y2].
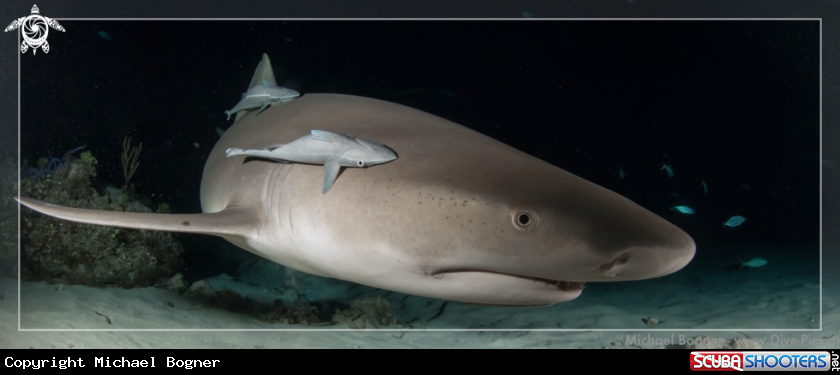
[1, 244, 836, 349]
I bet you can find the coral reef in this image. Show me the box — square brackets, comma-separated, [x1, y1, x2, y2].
[22, 146, 85, 179]
[178, 278, 402, 327]
[331, 296, 399, 329]
[159, 272, 189, 294]
[185, 278, 327, 325]
[19, 149, 184, 288]
[121, 137, 142, 190]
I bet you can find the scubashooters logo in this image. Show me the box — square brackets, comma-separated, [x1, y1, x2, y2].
[5, 4, 65, 55]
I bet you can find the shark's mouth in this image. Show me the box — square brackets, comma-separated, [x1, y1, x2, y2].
[434, 269, 586, 293]
[529, 277, 586, 292]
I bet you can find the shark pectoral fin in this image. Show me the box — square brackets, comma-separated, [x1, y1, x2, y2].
[322, 158, 341, 194]
[14, 197, 260, 243]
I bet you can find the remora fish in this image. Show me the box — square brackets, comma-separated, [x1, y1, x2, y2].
[226, 130, 397, 194]
[225, 79, 299, 120]
[15, 53, 695, 307]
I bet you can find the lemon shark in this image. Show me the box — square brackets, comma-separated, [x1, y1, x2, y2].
[16, 54, 696, 306]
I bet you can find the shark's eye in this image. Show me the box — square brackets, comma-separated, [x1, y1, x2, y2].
[512, 211, 535, 231]
[357, 160, 364, 167]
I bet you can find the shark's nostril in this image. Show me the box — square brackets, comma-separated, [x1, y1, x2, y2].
[600, 253, 630, 276]
[615, 253, 630, 265]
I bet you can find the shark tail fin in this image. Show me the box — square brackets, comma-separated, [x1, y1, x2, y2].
[235, 53, 278, 123]
[738, 258, 746, 270]
[16, 197, 259, 243]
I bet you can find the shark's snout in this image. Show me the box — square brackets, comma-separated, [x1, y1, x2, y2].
[368, 152, 398, 166]
[596, 232, 696, 280]
[577, 206, 697, 282]
[492, 178, 698, 289]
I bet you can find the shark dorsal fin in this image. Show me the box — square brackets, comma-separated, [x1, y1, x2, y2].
[249, 54, 277, 90]
[236, 53, 278, 123]
[310, 129, 344, 143]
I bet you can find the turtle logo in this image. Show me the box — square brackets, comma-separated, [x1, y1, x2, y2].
[5, 4, 65, 55]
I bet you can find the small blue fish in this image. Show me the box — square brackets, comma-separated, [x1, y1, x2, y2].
[660, 162, 674, 177]
[671, 205, 694, 214]
[522, 12, 534, 18]
[98, 31, 113, 41]
[739, 257, 766, 269]
[724, 215, 746, 227]
[701, 179, 708, 194]
[666, 192, 679, 198]
[619, 166, 625, 179]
